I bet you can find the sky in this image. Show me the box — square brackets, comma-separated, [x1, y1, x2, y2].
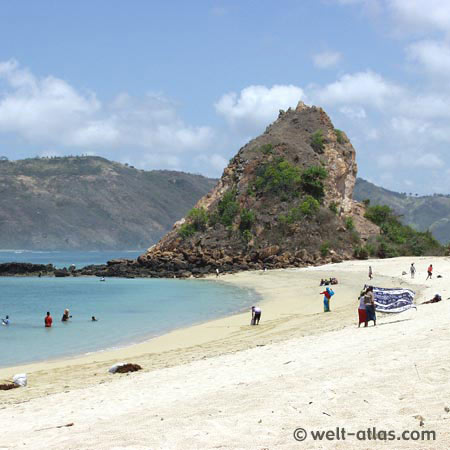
[0, 0, 450, 194]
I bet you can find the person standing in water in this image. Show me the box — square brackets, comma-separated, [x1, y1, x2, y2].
[368, 266, 373, 280]
[44, 312, 53, 328]
[426, 264, 433, 280]
[410, 263, 416, 279]
[61, 309, 71, 322]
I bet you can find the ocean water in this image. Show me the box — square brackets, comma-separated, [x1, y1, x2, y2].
[0, 252, 259, 368]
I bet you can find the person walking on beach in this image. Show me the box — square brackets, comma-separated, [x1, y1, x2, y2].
[364, 286, 376, 326]
[216, 268, 219, 277]
[44, 312, 53, 328]
[426, 264, 433, 280]
[358, 291, 367, 327]
[368, 266, 373, 280]
[410, 263, 416, 279]
[251, 306, 261, 325]
[320, 287, 334, 312]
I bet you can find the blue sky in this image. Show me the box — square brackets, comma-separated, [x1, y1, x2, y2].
[1, 0, 450, 193]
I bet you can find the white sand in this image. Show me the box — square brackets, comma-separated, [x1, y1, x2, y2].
[1, 256, 449, 449]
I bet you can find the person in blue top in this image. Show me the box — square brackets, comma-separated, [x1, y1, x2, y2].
[319, 287, 334, 312]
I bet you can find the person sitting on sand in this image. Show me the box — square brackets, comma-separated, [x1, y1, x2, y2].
[320, 287, 334, 312]
[426, 264, 433, 280]
[1, 315, 9, 325]
[45, 312, 53, 328]
[91, 316, 98, 321]
[61, 309, 71, 322]
[320, 279, 325, 286]
[251, 306, 261, 325]
[358, 290, 367, 328]
[364, 286, 376, 326]
[422, 294, 442, 304]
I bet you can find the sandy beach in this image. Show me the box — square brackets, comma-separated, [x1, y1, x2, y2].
[1, 256, 450, 449]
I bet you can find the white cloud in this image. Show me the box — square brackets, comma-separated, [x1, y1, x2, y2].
[0, 59, 214, 169]
[407, 40, 450, 77]
[377, 151, 443, 170]
[388, 0, 450, 32]
[339, 106, 367, 119]
[215, 84, 304, 135]
[312, 51, 342, 69]
[314, 71, 402, 108]
[413, 153, 444, 169]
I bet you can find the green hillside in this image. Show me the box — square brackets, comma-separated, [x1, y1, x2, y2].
[0, 156, 216, 250]
[354, 178, 450, 244]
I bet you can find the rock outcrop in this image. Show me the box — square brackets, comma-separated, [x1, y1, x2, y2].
[128, 102, 378, 277]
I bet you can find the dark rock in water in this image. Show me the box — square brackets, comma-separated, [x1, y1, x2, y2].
[54, 269, 71, 277]
[0, 262, 54, 276]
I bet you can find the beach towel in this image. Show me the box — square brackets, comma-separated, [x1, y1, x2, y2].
[364, 285, 416, 313]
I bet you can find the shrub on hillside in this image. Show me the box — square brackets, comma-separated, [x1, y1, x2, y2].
[300, 166, 327, 201]
[334, 129, 345, 144]
[364, 205, 443, 257]
[239, 208, 256, 231]
[311, 130, 325, 153]
[215, 189, 239, 227]
[187, 207, 209, 231]
[253, 158, 302, 197]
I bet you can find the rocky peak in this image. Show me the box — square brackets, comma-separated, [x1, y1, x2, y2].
[137, 102, 378, 277]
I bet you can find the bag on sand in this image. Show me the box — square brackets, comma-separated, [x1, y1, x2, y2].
[13, 373, 27, 387]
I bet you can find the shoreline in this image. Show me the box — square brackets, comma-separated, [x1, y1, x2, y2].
[1, 256, 434, 405]
[0, 279, 260, 371]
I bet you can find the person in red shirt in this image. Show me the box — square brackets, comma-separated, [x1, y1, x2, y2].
[426, 264, 433, 280]
[45, 311, 53, 328]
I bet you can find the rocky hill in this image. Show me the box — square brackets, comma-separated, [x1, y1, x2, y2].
[117, 102, 379, 278]
[354, 178, 450, 244]
[0, 156, 216, 250]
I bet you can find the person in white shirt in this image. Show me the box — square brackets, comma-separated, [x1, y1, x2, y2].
[251, 306, 261, 325]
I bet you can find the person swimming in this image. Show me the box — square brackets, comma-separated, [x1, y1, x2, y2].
[61, 309, 71, 322]
[1, 315, 9, 325]
[91, 316, 98, 321]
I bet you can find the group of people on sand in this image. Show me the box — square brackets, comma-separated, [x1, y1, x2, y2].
[319, 278, 338, 286]
[409, 262, 433, 280]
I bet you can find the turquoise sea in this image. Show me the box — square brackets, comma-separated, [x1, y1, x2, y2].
[0, 252, 258, 368]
